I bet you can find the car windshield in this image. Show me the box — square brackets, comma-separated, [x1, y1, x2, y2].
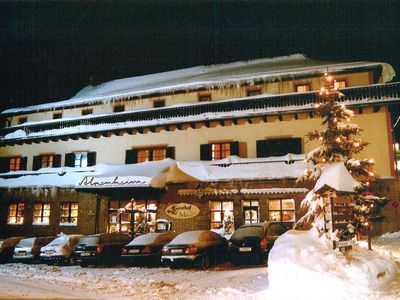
[47, 236, 68, 247]
[77, 236, 99, 246]
[17, 238, 35, 248]
[231, 226, 264, 241]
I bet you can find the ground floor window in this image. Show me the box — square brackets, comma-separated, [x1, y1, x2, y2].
[7, 203, 24, 224]
[209, 200, 234, 229]
[33, 203, 50, 225]
[60, 202, 78, 225]
[242, 200, 259, 224]
[268, 199, 295, 222]
[108, 199, 157, 234]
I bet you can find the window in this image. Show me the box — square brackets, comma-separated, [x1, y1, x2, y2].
[9, 157, 21, 171]
[125, 147, 174, 164]
[18, 117, 28, 124]
[153, 100, 165, 108]
[7, 203, 24, 224]
[198, 94, 212, 102]
[33, 154, 61, 170]
[256, 138, 302, 158]
[60, 202, 78, 225]
[268, 199, 295, 222]
[209, 200, 234, 229]
[82, 108, 93, 116]
[334, 80, 347, 89]
[200, 141, 239, 161]
[53, 112, 62, 119]
[296, 84, 311, 92]
[108, 200, 157, 233]
[0, 157, 27, 173]
[65, 152, 96, 167]
[113, 104, 125, 113]
[246, 88, 262, 97]
[242, 200, 259, 224]
[33, 203, 50, 225]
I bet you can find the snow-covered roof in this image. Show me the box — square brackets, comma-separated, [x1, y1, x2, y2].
[2, 54, 395, 115]
[314, 162, 358, 193]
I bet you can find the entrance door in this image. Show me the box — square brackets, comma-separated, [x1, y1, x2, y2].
[242, 200, 259, 224]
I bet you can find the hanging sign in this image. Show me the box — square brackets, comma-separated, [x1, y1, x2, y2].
[165, 203, 200, 219]
[76, 176, 150, 188]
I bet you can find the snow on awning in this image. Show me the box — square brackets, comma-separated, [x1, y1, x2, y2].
[176, 155, 307, 182]
[314, 162, 358, 194]
[240, 188, 309, 195]
[177, 188, 239, 196]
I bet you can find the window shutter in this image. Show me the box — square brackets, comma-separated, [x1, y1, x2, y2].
[166, 147, 175, 159]
[290, 138, 302, 154]
[20, 157, 28, 170]
[87, 152, 97, 166]
[0, 157, 9, 173]
[65, 153, 75, 167]
[200, 144, 212, 161]
[230, 141, 240, 156]
[125, 149, 137, 164]
[53, 154, 62, 168]
[256, 140, 269, 158]
[32, 155, 42, 171]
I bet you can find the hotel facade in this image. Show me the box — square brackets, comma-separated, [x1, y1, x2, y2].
[0, 54, 399, 238]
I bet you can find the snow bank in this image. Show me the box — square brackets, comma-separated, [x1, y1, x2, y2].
[268, 229, 398, 300]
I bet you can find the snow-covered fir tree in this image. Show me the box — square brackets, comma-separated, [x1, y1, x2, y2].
[295, 73, 388, 242]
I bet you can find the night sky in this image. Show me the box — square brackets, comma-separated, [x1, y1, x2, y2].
[1, 0, 400, 114]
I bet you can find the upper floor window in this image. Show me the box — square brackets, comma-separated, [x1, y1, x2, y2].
[33, 203, 51, 225]
[18, 117, 28, 125]
[9, 157, 21, 171]
[256, 138, 302, 158]
[246, 88, 262, 97]
[296, 84, 311, 92]
[198, 94, 212, 102]
[60, 202, 78, 225]
[200, 141, 239, 161]
[8, 203, 24, 224]
[32, 154, 61, 171]
[82, 108, 93, 116]
[113, 104, 125, 113]
[334, 80, 347, 90]
[0, 156, 27, 173]
[268, 199, 295, 222]
[65, 152, 96, 168]
[153, 100, 165, 108]
[125, 147, 175, 164]
[53, 112, 62, 119]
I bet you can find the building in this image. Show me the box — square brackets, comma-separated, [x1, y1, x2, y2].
[0, 54, 399, 238]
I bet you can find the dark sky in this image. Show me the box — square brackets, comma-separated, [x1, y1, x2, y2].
[1, 0, 399, 113]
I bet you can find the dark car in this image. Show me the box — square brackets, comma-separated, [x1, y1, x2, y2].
[40, 234, 83, 266]
[229, 222, 287, 265]
[0, 237, 25, 263]
[13, 236, 56, 263]
[161, 230, 227, 269]
[121, 231, 176, 266]
[74, 233, 132, 267]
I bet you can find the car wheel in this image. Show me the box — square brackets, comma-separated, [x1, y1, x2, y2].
[201, 255, 211, 269]
[68, 255, 75, 266]
[231, 257, 240, 266]
[169, 262, 179, 269]
[80, 262, 88, 268]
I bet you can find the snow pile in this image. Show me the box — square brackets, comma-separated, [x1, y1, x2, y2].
[360, 231, 400, 260]
[314, 162, 358, 193]
[268, 228, 398, 300]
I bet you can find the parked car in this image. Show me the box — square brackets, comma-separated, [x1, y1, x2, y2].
[13, 236, 56, 263]
[161, 230, 227, 269]
[40, 234, 83, 265]
[229, 222, 287, 265]
[0, 237, 25, 263]
[74, 233, 132, 267]
[121, 231, 176, 266]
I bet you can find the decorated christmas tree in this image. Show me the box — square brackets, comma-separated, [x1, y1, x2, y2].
[295, 73, 388, 248]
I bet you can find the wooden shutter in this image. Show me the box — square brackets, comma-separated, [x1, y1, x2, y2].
[53, 154, 62, 168]
[20, 157, 28, 170]
[125, 149, 137, 164]
[230, 141, 240, 156]
[65, 153, 75, 167]
[256, 140, 269, 158]
[32, 155, 42, 171]
[200, 144, 212, 161]
[166, 147, 175, 159]
[0, 157, 9, 173]
[87, 152, 97, 166]
[258, 138, 302, 157]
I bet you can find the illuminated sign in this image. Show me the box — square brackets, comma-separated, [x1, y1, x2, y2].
[76, 176, 150, 188]
[165, 203, 200, 219]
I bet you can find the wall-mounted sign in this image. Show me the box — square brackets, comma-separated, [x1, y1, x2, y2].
[76, 176, 150, 188]
[165, 203, 200, 219]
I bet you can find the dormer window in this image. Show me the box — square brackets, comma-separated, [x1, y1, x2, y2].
[153, 100, 165, 108]
[296, 84, 311, 92]
[334, 80, 347, 89]
[53, 112, 62, 119]
[198, 94, 212, 102]
[246, 88, 262, 97]
[82, 108, 93, 116]
[18, 117, 28, 125]
[113, 104, 125, 113]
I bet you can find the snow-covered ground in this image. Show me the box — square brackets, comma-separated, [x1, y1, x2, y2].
[0, 233, 399, 300]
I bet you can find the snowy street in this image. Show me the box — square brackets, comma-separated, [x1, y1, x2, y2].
[0, 233, 399, 300]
